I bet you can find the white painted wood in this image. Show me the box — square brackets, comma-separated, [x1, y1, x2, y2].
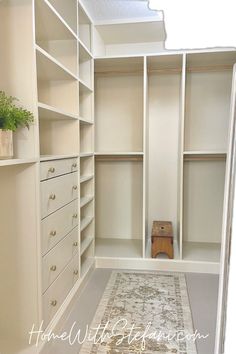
[80, 174, 94, 183]
[183, 160, 226, 244]
[40, 154, 79, 161]
[185, 70, 233, 151]
[81, 235, 94, 256]
[41, 172, 78, 218]
[81, 216, 94, 232]
[95, 160, 143, 240]
[35, 0, 77, 41]
[41, 200, 78, 255]
[81, 242, 94, 277]
[42, 255, 79, 328]
[95, 60, 143, 152]
[147, 62, 181, 240]
[38, 102, 79, 120]
[215, 65, 236, 354]
[78, 3, 92, 52]
[95, 257, 220, 274]
[183, 242, 221, 262]
[40, 157, 78, 180]
[48, 0, 77, 34]
[79, 44, 93, 88]
[95, 238, 143, 258]
[39, 119, 79, 157]
[0, 158, 38, 167]
[80, 195, 94, 208]
[42, 227, 78, 292]
[143, 56, 147, 258]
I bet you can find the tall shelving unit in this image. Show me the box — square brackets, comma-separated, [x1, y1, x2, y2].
[0, 0, 94, 352]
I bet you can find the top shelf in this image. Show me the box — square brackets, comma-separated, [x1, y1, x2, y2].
[35, 0, 77, 41]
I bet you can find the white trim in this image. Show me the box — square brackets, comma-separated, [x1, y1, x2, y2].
[94, 17, 162, 26]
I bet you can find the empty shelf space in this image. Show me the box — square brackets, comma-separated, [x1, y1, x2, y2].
[183, 241, 221, 262]
[81, 257, 94, 278]
[79, 79, 93, 93]
[80, 175, 94, 183]
[36, 46, 77, 81]
[80, 236, 94, 256]
[79, 117, 93, 125]
[80, 216, 94, 232]
[48, 0, 78, 34]
[78, 38, 92, 58]
[80, 195, 94, 208]
[38, 102, 79, 120]
[80, 153, 94, 157]
[35, 0, 77, 42]
[95, 238, 143, 258]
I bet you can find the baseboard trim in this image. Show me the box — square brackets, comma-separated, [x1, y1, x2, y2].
[95, 257, 220, 274]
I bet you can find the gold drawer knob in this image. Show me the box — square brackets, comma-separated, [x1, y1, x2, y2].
[73, 185, 78, 190]
[73, 213, 78, 219]
[50, 230, 57, 237]
[48, 167, 55, 173]
[49, 194, 56, 200]
[72, 163, 77, 168]
[50, 265, 57, 271]
[50, 300, 57, 307]
[73, 270, 79, 275]
[73, 241, 78, 247]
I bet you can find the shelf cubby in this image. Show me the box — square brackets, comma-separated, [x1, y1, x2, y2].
[95, 158, 143, 258]
[38, 102, 79, 121]
[79, 43, 93, 89]
[95, 57, 143, 153]
[80, 178, 94, 205]
[81, 241, 94, 277]
[80, 123, 94, 153]
[80, 155, 94, 179]
[81, 220, 94, 256]
[39, 119, 79, 156]
[79, 85, 93, 122]
[48, 0, 78, 34]
[78, 4, 92, 53]
[183, 159, 226, 262]
[184, 51, 236, 152]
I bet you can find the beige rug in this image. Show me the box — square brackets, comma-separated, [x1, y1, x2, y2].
[80, 271, 197, 354]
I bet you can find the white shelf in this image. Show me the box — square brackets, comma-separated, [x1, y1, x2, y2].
[38, 102, 79, 120]
[79, 41, 93, 60]
[80, 236, 94, 256]
[95, 238, 143, 258]
[36, 45, 77, 81]
[78, 39, 93, 59]
[80, 195, 94, 208]
[145, 238, 180, 260]
[183, 241, 221, 262]
[0, 158, 38, 167]
[81, 257, 94, 278]
[95, 152, 144, 156]
[79, 79, 93, 93]
[80, 153, 94, 157]
[80, 175, 94, 183]
[80, 117, 93, 125]
[40, 154, 79, 162]
[35, 0, 77, 41]
[184, 151, 227, 155]
[80, 216, 94, 232]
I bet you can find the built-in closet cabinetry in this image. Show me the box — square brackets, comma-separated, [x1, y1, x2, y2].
[0, 0, 94, 352]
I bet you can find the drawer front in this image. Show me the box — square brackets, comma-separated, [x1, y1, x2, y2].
[41, 172, 78, 218]
[41, 200, 78, 255]
[42, 256, 79, 328]
[42, 227, 79, 293]
[40, 158, 78, 181]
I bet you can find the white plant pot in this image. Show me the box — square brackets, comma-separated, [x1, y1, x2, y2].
[0, 129, 13, 159]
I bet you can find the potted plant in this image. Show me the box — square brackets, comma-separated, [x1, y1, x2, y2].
[0, 91, 34, 159]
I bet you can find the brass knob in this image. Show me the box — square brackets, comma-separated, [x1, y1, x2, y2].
[50, 265, 57, 271]
[73, 185, 78, 190]
[73, 213, 78, 219]
[73, 270, 78, 275]
[48, 167, 55, 173]
[50, 230, 57, 237]
[49, 194, 56, 200]
[73, 241, 78, 247]
[72, 163, 77, 168]
[50, 300, 57, 307]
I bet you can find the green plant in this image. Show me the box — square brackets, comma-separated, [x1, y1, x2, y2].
[0, 91, 34, 131]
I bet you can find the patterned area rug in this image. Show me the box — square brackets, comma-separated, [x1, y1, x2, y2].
[80, 271, 197, 354]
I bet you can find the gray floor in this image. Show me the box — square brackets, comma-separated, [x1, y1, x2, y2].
[44, 269, 219, 354]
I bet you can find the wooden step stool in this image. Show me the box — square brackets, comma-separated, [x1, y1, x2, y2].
[151, 221, 174, 259]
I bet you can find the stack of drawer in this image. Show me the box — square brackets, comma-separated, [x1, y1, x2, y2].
[40, 157, 79, 327]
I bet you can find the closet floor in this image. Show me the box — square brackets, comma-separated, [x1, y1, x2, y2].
[43, 269, 219, 354]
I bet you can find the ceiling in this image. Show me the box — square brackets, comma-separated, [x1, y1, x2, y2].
[81, 0, 162, 23]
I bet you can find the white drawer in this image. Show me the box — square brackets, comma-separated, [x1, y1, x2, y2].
[41, 200, 78, 255]
[42, 255, 79, 328]
[40, 158, 78, 181]
[41, 172, 78, 218]
[42, 227, 79, 293]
